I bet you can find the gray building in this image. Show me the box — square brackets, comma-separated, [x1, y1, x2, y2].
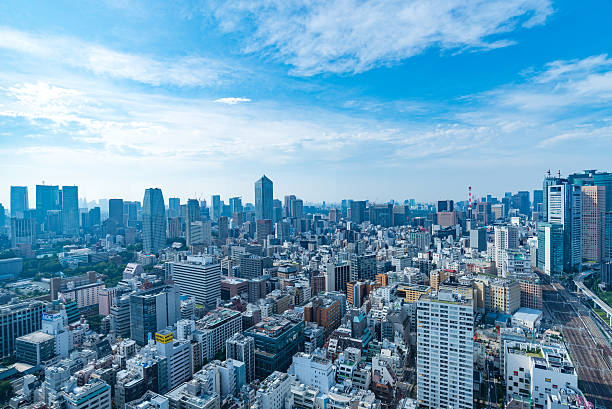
[167, 260, 221, 309]
[226, 333, 255, 383]
[16, 331, 56, 366]
[469, 228, 487, 252]
[130, 285, 180, 345]
[0, 301, 45, 358]
[62, 185, 79, 235]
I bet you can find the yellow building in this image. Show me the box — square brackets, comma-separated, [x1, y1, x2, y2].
[396, 284, 431, 303]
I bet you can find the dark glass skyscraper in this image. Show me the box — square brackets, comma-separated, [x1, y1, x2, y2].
[142, 188, 166, 254]
[10, 186, 28, 218]
[254, 175, 273, 221]
[61, 185, 79, 235]
[35, 184, 60, 224]
[108, 198, 124, 227]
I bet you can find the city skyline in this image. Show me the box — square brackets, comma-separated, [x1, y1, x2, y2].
[1, 0, 612, 204]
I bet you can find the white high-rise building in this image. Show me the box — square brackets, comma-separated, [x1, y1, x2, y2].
[494, 225, 519, 271]
[226, 333, 256, 383]
[168, 259, 221, 309]
[417, 291, 474, 409]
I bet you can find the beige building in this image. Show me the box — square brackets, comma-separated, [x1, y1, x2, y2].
[582, 186, 606, 263]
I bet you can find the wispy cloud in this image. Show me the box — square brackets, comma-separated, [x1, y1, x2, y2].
[0, 27, 236, 87]
[203, 0, 552, 76]
[215, 97, 251, 105]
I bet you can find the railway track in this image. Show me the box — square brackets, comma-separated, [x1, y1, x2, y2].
[543, 282, 612, 408]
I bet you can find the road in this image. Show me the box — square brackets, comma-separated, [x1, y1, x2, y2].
[542, 279, 612, 408]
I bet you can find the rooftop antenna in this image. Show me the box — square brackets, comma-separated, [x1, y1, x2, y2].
[547, 169, 551, 177]
[558, 170, 561, 178]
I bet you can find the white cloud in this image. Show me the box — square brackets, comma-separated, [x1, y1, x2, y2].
[214, 97, 251, 105]
[203, 0, 552, 76]
[0, 27, 235, 87]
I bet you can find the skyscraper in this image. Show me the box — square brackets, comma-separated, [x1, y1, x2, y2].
[548, 182, 582, 271]
[349, 200, 366, 224]
[185, 198, 201, 247]
[582, 186, 606, 263]
[229, 197, 243, 214]
[417, 291, 474, 409]
[494, 225, 519, 271]
[142, 188, 166, 254]
[108, 198, 124, 227]
[61, 186, 79, 235]
[36, 184, 60, 224]
[10, 186, 28, 218]
[537, 222, 564, 275]
[211, 195, 221, 221]
[542, 175, 561, 222]
[168, 197, 180, 218]
[254, 175, 273, 221]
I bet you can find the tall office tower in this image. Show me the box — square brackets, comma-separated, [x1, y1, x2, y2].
[218, 216, 229, 242]
[350, 253, 377, 281]
[0, 301, 45, 359]
[124, 201, 139, 226]
[10, 217, 36, 247]
[0, 203, 4, 228]
[88, 207, 101, 226]
[582, 186, 606, 263]
[437, 200, 454, 212]
[61, 186, 79, 235]
[605, 212, 612, 261]
[593, 172, 612, 212]
[211, 195, 221, 221]
[417, 291, 474, 409]
[547, 182, 582, 271]
[516, 191, 530, 215]
[142, 188, 166, 254]
[284, 195, 296, 218]
[226, 333, 256, 383]
[167, 259, 221, 309]
[532, 189, 543, 211]
[129, 285, 180, 345]
[229, 197, 243, 214]
[494, 225, 519, 270]
[10, 186, 28, 218]
[254, 219, 272, 243]
[350, 200, 366, 224]
[475, 201, 492, 225]
[537, 222, 564, 275]
[108, 199, 124, 227]
[255, 175, 273, 221]
[272, 199, 283, 223]
[542, 175, 562, 222]
[168, 197, 180, 218]
[36, 184, 60, 224]
[188, 220, 211, 247]
[293, 199, 304, 219]
[185, 199, 201, 247]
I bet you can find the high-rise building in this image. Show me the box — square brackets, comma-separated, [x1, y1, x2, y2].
[218, 216, 229, 242]
[437, 200, 454, 212]
[167, 259, 221, 309]
[108, 198, 124, 227]
[185, 198, 201, 247]
[129, 285, 180, 345]
[10, 217, 36, 247]
[229, 197, 243, 214]
[245, 315, 304, 379]
[349, 200, 366, 224]
[582, 185, 606, 263]
[542, 175, 562, 222]
[36, 184, 60, 224]
[142, 188, 166, 254]
[88, 207, 101, 227]
[226, 333, 255, 383]
[325, 261, 350, 293]
[417, 291, 474, 409]
[168, 197, 180, 218]
[537, 222, 564, 275]
[494, 225, 518, 271]
[547, 182, 582, 271]
[605, 211, 612, 262]
[255, 175, 273, 221]
[0, 301, 45, 359]
[533, 189, 544, 212]
[350, 253, 377, 281]
[61, 185, 79, 235]
[10, 186, 28, 218]
[516, 191, 530, 216]
[470, 227, 487, 251]
[255, 219, 273, 244]
[211, 195, 221, 221]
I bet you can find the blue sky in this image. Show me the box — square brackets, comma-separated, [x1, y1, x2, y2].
[1, 0, 611, 206]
